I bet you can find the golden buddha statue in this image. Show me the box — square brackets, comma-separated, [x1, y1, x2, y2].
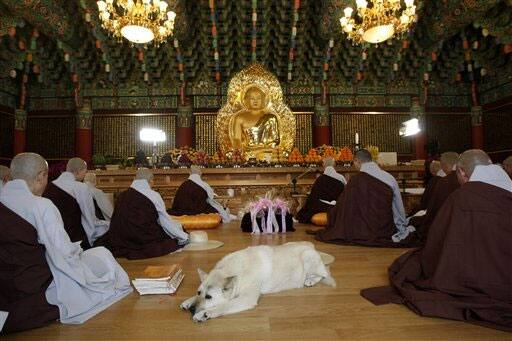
[217, 63, 295, 160]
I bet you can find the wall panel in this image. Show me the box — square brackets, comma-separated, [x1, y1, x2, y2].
[426, 113, 471, 153]
[484, 111, 512, 152]
[93, 114, 176, 157]
[26, 116, 75, 158]
[0, 111, 14, 158]
[331, 112, 411, 153]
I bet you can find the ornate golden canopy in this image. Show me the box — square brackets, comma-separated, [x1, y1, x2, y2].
[216, 63, 296, 160]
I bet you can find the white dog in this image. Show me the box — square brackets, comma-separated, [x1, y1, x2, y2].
[180, 241, 336, 322]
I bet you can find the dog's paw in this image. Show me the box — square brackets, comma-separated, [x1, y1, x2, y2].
[192, 310, 211, 323]
[304, 276, 321, 287]
[180, 297, 196, 311]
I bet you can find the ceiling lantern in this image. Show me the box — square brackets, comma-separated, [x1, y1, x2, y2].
[96, 0, 176, 45]
[339, 0, 417, 45]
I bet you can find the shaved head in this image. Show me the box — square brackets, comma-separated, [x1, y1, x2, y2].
[84, 172, 97, 185]
[66, 157, 87, 173]
[11, 153, 48, 182]
[323, 157, 335, 168]
[457, 149, 492, 184]
[0, 165, 10, 183]
[429, 160, 441, 176]
[190, 165, 202, 176]
[10, 153, 48, 195]
[354, 149, 372, 163]
[440, 152, 459, 174]
[135, 168, 154, 181]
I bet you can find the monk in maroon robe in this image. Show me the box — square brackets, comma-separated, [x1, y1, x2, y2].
[96, 169, 188, 259]
[43, 182, 91, 249]
[296, 157, 345, 224]
[168, 180, 218, 216]
[410, 152, 460, 241]
[0, 203, 59, 334]
[361, 150, 512, 332]
[316, 149, 416, 247]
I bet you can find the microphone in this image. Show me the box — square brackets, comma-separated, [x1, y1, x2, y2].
[291, 167, 319, 195]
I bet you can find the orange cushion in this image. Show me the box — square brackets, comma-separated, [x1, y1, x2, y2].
[311, 212, 328, 226]
[169, 213, 222, 230]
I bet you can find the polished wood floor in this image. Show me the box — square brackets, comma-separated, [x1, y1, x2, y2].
[6, 222, 510, 340]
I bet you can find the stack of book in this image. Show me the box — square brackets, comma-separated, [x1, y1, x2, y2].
[132, 264, 184, 295]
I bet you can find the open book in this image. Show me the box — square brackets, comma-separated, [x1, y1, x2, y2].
[132, 265, 185, 295]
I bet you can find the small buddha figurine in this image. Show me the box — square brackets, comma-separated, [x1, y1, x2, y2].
[230, 86, 280, 157]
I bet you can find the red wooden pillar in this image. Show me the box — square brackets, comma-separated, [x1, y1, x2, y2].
[75, 99, 92, 164]
[471, 106, 484, 149]
[176, 103, 194, 148]
[411, 97, 427, 159]
[313, 101, 331, 147]
[13, 109, 27, 155]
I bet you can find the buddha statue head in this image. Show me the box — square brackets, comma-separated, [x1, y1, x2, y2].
[243, 86, 268, 112]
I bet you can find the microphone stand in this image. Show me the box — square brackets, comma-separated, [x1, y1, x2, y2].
[291, 167, 317, 195]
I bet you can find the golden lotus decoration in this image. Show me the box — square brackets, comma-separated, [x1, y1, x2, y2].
[339, 0, 417, 45]
[216, 63, 296, 161]
[96, 0, 176, 45]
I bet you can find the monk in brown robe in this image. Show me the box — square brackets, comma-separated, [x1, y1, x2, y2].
[296, 157, 346, 223]
[503, 155, 512, 179]
[168, 166, 231, 222]
[316, 149, 416, 247]
[0, 203, 59, 333]
[97, 169, 189, 259]
[361, 149, 512, 332]
[411, 152, 460, 241]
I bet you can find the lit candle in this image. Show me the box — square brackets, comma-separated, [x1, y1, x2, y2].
[355, 132, 359, 144]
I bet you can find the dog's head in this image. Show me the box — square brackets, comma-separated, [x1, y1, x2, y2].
[186, 268, 238, 314]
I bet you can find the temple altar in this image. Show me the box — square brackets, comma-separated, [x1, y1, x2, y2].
[94, 165, 423, 215]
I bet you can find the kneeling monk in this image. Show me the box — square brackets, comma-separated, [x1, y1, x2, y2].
[296, 157, 346, 223]
[316, 149, 415, 247]
[0, 153, 131, 334]
[168, 166, 231, 222]
[43, 158, 109, 249]
[361, 149, 512, 332]
[97, 168, 189, 259]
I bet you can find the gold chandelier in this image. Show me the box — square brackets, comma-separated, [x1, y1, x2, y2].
[339, 0, 417, 45]
[96, 0, 176, 45]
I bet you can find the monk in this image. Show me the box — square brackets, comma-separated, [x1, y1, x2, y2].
[296, 157, 346, 224]
[316, 149, 416, 247]
[0, 165, 10, 194]
[84, 172, 114, 221]
[411, 151, 460, 241]
[503, 155, 512, 179]
[361, 149, 512, 332]
[0, 153, 131, 334]
[168, 165, 232, 222]
[97, 168, 189, 259]
[43, 158, 109, 249]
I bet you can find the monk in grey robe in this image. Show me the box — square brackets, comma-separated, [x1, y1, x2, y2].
[84, 172, 114, 221]
[43, 158, 109, 248]
[362, 149, 512, 332]
[0, 153, 131, 334]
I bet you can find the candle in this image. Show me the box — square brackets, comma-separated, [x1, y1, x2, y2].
[355, 132, 359, 144]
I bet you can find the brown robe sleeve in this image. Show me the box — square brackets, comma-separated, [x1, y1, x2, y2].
[0, 204, 59, 334]
[361, 182, 512, 332]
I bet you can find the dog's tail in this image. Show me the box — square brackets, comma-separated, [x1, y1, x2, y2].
[322, 268, 337, 288]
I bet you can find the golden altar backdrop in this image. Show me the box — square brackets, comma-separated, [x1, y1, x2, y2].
[216, 63, 296, 160]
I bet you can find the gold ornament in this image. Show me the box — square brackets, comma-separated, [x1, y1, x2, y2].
[216, 63, 295, 160]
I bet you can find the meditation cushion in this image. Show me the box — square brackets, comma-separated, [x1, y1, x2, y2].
[170, 213, 221, 230]
[311, 212, 328, 226]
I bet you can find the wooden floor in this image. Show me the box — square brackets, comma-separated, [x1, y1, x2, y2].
[6, 222, 510, 340]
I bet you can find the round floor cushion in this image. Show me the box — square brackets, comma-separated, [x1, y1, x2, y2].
[169, 213, 222, 230]
[311, 212, 328, 226]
